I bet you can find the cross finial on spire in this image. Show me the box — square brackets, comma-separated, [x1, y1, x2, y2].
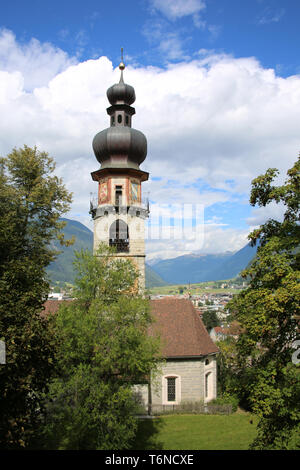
[119, 47, 125, 71]
[118, 47, 125, 83]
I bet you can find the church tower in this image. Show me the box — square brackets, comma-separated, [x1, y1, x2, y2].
[90, 56, 149, 291]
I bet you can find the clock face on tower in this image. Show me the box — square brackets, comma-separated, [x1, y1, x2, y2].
[131, 182, 138, 203]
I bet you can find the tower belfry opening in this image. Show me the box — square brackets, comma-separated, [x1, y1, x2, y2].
[109, 219, 129, 253]
[90, 50, 149, 291]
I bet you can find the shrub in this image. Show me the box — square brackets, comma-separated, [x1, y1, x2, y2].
[210, 394, 239, 413]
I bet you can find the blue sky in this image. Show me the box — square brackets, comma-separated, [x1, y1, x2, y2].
[0, 0, 299, 259]
[2, 0, 299, 75]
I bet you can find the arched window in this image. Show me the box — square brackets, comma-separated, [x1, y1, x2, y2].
[109, 219, 129, 252]
[162, 375, 181, 405]
[118, 114, 122, 123]
[167, 377, 176, 402]
[205, 372, 213, 401]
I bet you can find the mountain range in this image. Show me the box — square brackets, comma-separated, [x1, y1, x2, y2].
[149, 243, 257, 285]
[47, 218, 94, 285]
[47, 218, 257, 287]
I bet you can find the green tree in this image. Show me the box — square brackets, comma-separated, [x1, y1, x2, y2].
[41, 245, 161, 450]
[217, 337, 238, 394]
[202, 310, 220, 331]
[0, 146, 72, 448]
[216, 336, 251, 410]
[228, 157, 300, 449]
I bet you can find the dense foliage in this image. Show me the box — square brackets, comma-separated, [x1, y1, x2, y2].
[41, 246, 161, 450]
[227, 157, 300, 449]
[0, 146, 72, 448]
[202, 310, 220, 331]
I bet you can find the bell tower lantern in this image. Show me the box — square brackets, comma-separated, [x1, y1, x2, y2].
[90, 53, 149, 291]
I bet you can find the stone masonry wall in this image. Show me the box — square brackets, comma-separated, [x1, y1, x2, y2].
[150, 356, 217, 406]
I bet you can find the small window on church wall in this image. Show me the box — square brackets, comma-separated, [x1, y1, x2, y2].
[111, 116, 115, 126]
[205, 372, 212, 399]
[118, 114, 122, 123]
[205, 358, 210, 366]
[167, 377, 176, 402]
[125, 115, 129, 125]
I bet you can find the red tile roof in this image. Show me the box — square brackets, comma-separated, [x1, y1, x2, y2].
[41, 299, 72, 318]
[43, 298, 219, 359]
[150, 298, 219, 358]
[214, 326, 225, 334]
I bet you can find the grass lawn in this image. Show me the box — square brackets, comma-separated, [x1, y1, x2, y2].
[132, 413, 258, 450]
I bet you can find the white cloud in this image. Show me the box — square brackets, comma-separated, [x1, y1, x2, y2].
[157, 32, 190, 60]
[246, 201, 286, 229]
[142, 19, 190, 61]
[207, 24, 222, 42]
[144, 0, 212, 59]
[0, 29, 77, 91]
[1, 31, 300, 257]
[146, 223, 249, 261]
[256, 7, 285, 25]
[146, 0, 207, 58]
[151, 0, 206, 20]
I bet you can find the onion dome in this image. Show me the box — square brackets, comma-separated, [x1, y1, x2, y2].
[107, 70, 136, 106]
[92, 53, 147, 170]
[92, 126, 147, 169]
